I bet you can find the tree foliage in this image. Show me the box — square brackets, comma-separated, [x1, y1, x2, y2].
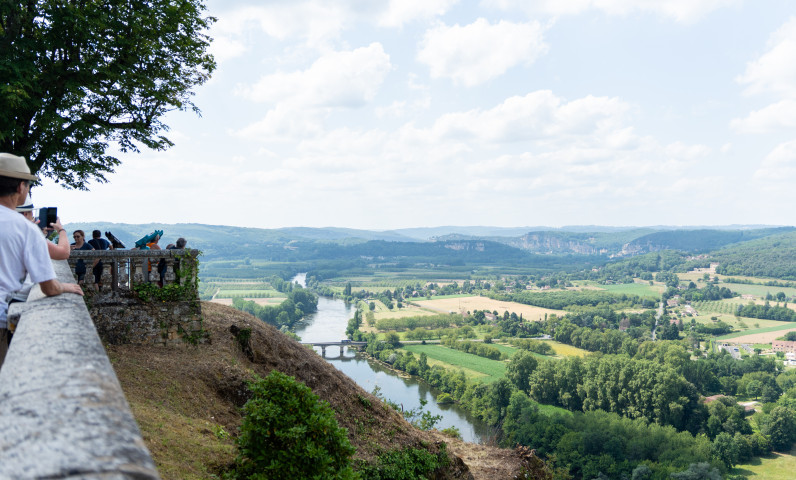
[233, 371, 356, 480]
[0, 0, 215, 187]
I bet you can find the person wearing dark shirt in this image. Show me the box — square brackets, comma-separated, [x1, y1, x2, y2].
[87, 229, 112, 291]
[70, 230, 94, 285]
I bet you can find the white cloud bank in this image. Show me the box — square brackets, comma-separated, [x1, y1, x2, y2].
[417, 18, 548, 86]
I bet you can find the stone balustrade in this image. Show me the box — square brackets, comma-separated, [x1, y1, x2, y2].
[0, 260, 160, 478]
[68, 248, 199, 291]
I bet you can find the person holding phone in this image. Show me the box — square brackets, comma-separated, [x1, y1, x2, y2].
[0, 153, 83, 367]
[16, 199, 70, 260]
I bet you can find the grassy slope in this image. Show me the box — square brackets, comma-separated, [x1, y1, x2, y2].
[109, 302, 525, 480]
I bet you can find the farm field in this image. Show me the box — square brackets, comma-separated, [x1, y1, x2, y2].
[212, 289, 286, 298]
[411, 296, 565, 321]
[721, 283, 796, 299]
[210, 298, 285, 306]
[690, 309, 786, 329]
[716, 322, 796, 343]
[547, 341, 590, 358]
[593, 281, 663, 299]
[402, 344, 507, 383]
[496, 340, 588, 359]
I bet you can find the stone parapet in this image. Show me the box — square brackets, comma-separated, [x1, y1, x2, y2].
[69, 248, 199, 291]
[0, 260, 160, 478]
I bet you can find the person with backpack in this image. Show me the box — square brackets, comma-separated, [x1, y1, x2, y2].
[88, 230, 112, 291]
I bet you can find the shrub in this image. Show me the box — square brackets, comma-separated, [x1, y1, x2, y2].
[355, 445, 449, 480]
[232, 371, 356, 479]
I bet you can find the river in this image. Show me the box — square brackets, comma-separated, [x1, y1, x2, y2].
[291, 275, 490, 443]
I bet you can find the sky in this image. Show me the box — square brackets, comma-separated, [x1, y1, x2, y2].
[33, 0, 796, 230]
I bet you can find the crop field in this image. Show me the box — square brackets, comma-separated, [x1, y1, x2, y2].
[210, 298, 285, 306]
[716, 322, 796, 343]
[691, 298, 748, 315]
[212, 289, 286, 298]
[595, 282, 663, 299]
[722, 283, 796, 299]
[402, 344, 507, 383]
[411, 296, 565, 321]
[372, 305, 438, 321]
[547, 341, 590, 357]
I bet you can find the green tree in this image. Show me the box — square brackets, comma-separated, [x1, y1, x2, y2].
[1, 0, 216, 188]
[506, 350, 538, 394]
[234, 371, 356, 479]
[763, 406, 796, 451]
[385, 332, 400, 347]
[711, 432, 739, 468]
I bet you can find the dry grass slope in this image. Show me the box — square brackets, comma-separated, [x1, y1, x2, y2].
[108, 302, 528, 479]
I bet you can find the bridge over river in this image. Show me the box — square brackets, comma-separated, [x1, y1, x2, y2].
[301, 340, 367, 357]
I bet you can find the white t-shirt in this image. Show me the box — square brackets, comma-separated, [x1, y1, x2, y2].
[0, 205, 56, 328]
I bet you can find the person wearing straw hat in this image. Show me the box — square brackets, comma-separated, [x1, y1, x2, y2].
[0, 153, 83, 368]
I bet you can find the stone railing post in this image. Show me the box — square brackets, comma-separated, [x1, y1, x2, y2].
[0, 260, 160, 478]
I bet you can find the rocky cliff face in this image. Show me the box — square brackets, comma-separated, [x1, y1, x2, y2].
[507, 233, 605, 255]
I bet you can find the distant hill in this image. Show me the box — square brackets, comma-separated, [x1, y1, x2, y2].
[62, 222, 795, 269]
[710, 230, 796, 280]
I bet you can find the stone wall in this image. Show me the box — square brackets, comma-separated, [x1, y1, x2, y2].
[0, 260, 160, 478]
[88, 290, 206, 345]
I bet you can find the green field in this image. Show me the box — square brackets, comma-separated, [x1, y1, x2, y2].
[732, 445, 796, 479]
[722, 283, 796, 299]
[402, 344, 506, 383]
[213, 289, 286, 298]
[715, 322, 796, 340]
[595, 282, 662, 299]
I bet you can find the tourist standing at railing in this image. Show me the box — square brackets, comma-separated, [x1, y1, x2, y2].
[70, 230, 94, 286]
[0, 153, 83, 367]
[88, 229, 112, 291]
[160, 237, 187, 286]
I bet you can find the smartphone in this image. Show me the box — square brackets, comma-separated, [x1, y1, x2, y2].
[38, 207, 57, 229]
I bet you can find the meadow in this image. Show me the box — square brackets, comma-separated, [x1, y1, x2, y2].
[732, 445, 796, 480]
[402, 344, 506, 383]
[592, 281, 663, 299]
[722, 283, 796, 299]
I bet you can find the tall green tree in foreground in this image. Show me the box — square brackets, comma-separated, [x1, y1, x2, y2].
[0, 0, 216, 188]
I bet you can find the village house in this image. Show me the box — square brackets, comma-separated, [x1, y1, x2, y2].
[772, 340, 796, 354]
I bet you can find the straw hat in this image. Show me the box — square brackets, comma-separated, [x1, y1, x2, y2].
[0, 153, 39, 181]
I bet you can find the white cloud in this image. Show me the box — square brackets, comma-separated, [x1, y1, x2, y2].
[237, 43, 392, 107]
[737, 17, 796, 97]
[734, 18, 796, 133]
[754, 140, 796, 180]
[731, 99, 796, 133]
[236, 104, 326, 140]
[483, 0, 739, 23]
[211, 3, 349, 47]
[207, 35, 248, 63]
[429, 91, 629, 142]
[417, 18, 548, 86]
[378, 0, 460, 27]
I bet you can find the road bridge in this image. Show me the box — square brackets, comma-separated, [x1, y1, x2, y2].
[301, 341, 367, 357]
